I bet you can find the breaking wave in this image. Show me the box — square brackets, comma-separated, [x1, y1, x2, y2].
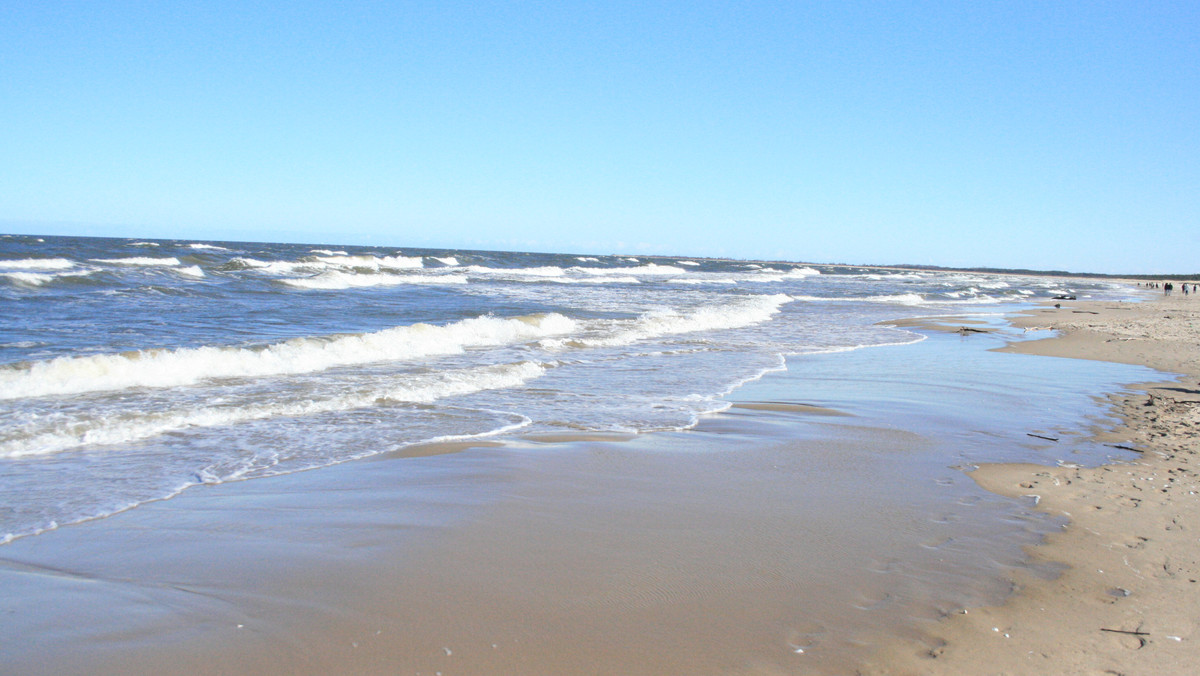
[282, 271, 467, 289]
[1, 361, 547, 458]
[546, 294, 792, 349]
[0, 313, 576, 399]
[91, 257, 182, 267]
[0, 258, 75, 270]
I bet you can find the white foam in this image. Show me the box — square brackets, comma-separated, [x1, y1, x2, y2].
[865, 293, 929, 305]
[0, 258, 74, 270]
[0, 361, 546, 458]
[282, 271, 468, 289]
[0, 313, 576, 400]
[310, 249, 347, 256]
[314, 254, 424, 270]
[129, 241, 159, 247]
[857, 272, 928, 281]
[787, 267, 821, 277]
[415, 409, 534, 447]
[1, 269, 95, 286]
[571, 264, 687, 276]
[92, 257, 182, 267]
[188, 243, 229, 251]
[1, 272, 56, 286]
[549, 276, 641, 285]
[225, 257, 323, 275]
[233, 254, 425, 276]
[257, 260, 323, 275]
[678, 261, 700, 266]
[463, 265, 566, 278]
[576, 257, 600, 262]
[741, 267, 821, 284]
[372, 255, 426, 270]
[177, 265, 206, 278]
[799, 292, 1012, 306]
[430, 256, 459, 266]
[669, 277, 736, 285]
[229, 257, 270, 268]
[545, 294, 792, 349]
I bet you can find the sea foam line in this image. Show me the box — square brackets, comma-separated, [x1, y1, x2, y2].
[0, 404, 536, 546]
[0, 361, 547, 458]
[0, 313, 575, 400]
[544, 293, 793, 349]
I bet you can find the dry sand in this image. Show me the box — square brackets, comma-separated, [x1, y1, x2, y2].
[867, 290, 1200, 675]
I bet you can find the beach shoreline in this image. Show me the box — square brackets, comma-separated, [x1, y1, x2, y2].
[867, 291, 1200, 674]
[1, 282, 1187, 675]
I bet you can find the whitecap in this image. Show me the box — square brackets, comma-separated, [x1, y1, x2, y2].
[1, 270, 96, 287]
[314, 254, 424, 270]
[0, 313, 576, 399]
[282, 271, 468, 289]
[0, 258, 75, 270]
[463, 265, 566, 278]
[91, 257, 182, 267]
[1, 361, 547, 458]
[1, 272, 56, 286]
[669, 278, 736, 285]
[542, 294, 791, 349]
[570, 264, 686, 276]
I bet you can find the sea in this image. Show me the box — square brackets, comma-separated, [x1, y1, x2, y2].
[0, 233, 1136, 546]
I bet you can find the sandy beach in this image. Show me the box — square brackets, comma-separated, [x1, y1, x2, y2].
[869, 289, 1200, 674]
[3, 285, 1198, 675]
[5, 1, 1196, 672]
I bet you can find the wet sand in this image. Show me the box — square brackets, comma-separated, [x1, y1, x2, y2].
[868, 291, 1200, 674]
[0, 293, 1183, 675]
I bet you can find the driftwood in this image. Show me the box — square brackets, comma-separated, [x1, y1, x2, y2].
[1027, 433, 1060, 442]
[957, 327, 988, 335]
[1107, 444, 1144, 453]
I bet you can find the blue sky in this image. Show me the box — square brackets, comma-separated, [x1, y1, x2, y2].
[2, 2, 1197, 273]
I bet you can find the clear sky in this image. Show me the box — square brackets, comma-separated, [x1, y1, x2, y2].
[2, 2, 1196, 273]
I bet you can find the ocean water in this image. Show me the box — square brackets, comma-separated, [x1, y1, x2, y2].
[0, 234, 1132, 545]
